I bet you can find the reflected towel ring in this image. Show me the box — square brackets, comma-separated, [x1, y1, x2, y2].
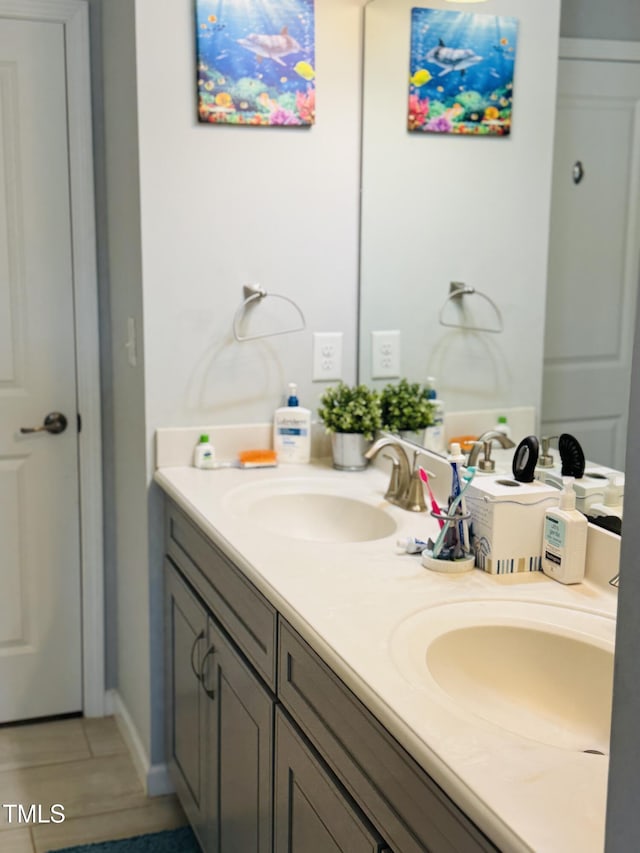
[438, 281, 503, 334]
[232, 284, 306, 342]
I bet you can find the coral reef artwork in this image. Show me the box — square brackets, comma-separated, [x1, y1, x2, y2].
[408, 8, 518, 136]
[196, 0, 315, 126]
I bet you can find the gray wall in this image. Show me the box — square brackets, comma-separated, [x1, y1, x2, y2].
[561, 0, 640, 40]
[607, 302, 640, 850]
[99, 0, 152, 755]
[87, 0, 117, 693]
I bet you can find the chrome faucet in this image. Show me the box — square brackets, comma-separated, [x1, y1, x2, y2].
[467, 430, 516, 472]
[364, 434, 427, 511]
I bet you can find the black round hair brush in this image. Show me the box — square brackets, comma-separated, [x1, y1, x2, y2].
[558, 433, 586, 479]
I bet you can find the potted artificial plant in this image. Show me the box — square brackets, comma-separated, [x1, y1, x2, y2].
[318, 382, 382, 470]
[380, 378, 434, 445]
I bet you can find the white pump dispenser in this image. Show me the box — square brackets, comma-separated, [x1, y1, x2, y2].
[541, 477, 588, 584]
[589, 474, 624, 520]
[273, 383, 311, 463]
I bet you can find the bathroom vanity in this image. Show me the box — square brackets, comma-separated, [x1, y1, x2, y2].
[156, 460, 617, 853]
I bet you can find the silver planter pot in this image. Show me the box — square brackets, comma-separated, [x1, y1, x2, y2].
[331, 433, 371, 471]
[398, 428, 426, 446]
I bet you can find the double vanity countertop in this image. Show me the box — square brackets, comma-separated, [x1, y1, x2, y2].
[155, 460, 618, 853]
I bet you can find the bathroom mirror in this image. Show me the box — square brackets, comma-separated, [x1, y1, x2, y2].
[358, 0, 639, 472]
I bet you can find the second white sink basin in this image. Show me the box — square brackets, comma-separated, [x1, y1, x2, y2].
[391, 600, 615, 753]
[224, 478, 397, 543]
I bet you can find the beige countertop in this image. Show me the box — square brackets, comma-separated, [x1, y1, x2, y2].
[155, 459, 617, 853]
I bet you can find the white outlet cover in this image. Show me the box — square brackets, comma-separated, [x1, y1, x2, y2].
[371, 330, 400, 378]
[312, 332, 343, 381]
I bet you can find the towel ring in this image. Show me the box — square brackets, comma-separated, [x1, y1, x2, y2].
[232, 284, 306, 342]
[438, 282, 503, 334]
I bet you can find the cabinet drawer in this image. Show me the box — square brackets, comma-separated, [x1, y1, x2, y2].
[166, 500, 277, 690]
[275, 709, 388, 853]
[278, 619, 498, 853]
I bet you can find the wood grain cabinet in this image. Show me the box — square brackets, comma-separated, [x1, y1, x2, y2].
[164, 560, 209, 849]
[274, 708, 389, 853]
[165, 561, 273, 853]
[163, 498, 498, 853]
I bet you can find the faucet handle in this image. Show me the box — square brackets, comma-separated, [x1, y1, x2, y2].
[382, 453, 404, 501]
[404, 467, 428, 512]
[478, 440, 496, 472]
[538, 435, 558, 468]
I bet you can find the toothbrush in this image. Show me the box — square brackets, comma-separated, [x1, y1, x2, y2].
[432, 467, 476, 559]
[418, 467, 444, 529]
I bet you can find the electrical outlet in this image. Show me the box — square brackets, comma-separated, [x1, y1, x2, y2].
[371, 330, 400, 378]
[312, 332, 343, 381]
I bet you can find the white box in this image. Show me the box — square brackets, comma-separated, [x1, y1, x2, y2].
[466, 476, 559, 574]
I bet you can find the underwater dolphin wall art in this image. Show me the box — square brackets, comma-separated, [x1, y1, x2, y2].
[196, 0, 316, 126]
[426, 40, 483, 77]
[237, 27, 302, 67]
[408, 7, 518, 136]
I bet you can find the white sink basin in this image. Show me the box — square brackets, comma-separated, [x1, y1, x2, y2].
[224, 478, 397, 543]
[391, 600, 615, 753]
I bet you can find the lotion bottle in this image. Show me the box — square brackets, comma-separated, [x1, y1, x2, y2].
[273, 383, 311, 463]
[541, 477, 587, 584]
[494, 415, 511, 439]
[193, 434, 215, 469]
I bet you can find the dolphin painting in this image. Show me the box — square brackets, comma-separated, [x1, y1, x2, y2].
[237, 26, 302, 67]
[426, 38, 483, 77]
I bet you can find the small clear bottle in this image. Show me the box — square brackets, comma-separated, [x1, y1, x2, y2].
[194, 434, 215, 469]
[494, 415, 511, 439]
[541, 477, 587, 584]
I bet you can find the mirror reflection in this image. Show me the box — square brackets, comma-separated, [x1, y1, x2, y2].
[358, 0, 640, 472]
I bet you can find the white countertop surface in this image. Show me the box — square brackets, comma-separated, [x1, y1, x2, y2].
[155, 460, 617, 853]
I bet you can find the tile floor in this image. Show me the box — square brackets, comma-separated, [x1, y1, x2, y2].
[0, 716, 187, 852]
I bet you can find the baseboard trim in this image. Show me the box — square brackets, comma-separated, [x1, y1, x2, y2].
[106, 689, 174, 797]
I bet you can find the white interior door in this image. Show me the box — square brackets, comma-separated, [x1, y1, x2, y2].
[0, 17, 82, 721]
[542, 55, 640, 470]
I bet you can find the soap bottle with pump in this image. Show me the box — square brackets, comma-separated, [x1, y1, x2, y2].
[193, 434, 215, 469]
[541, 477, 587, 584]
[273, 383, 311, 463]
[589, 474, 624, 520]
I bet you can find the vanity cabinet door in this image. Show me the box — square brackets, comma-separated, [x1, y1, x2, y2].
[275, 709, 389, 853]
[204, 616, 274, 853]
[164, 561, 210, 850]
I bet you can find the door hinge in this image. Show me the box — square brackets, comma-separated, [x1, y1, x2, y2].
[77, 413, 82, 433]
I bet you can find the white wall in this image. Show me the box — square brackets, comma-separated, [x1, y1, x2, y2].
[359, 0, 561, 415]
[135, 0, 365, 433]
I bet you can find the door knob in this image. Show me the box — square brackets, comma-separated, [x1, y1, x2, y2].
[20, 412, 68, 435]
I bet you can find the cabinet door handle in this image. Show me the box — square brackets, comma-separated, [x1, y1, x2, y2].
[190, 630, 205, 681]
[200, 644, 216, 699]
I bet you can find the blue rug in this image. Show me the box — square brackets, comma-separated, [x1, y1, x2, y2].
[48, 826, 200, 853]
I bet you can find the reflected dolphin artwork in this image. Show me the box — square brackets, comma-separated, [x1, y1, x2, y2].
[408, 8, 519, 136]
